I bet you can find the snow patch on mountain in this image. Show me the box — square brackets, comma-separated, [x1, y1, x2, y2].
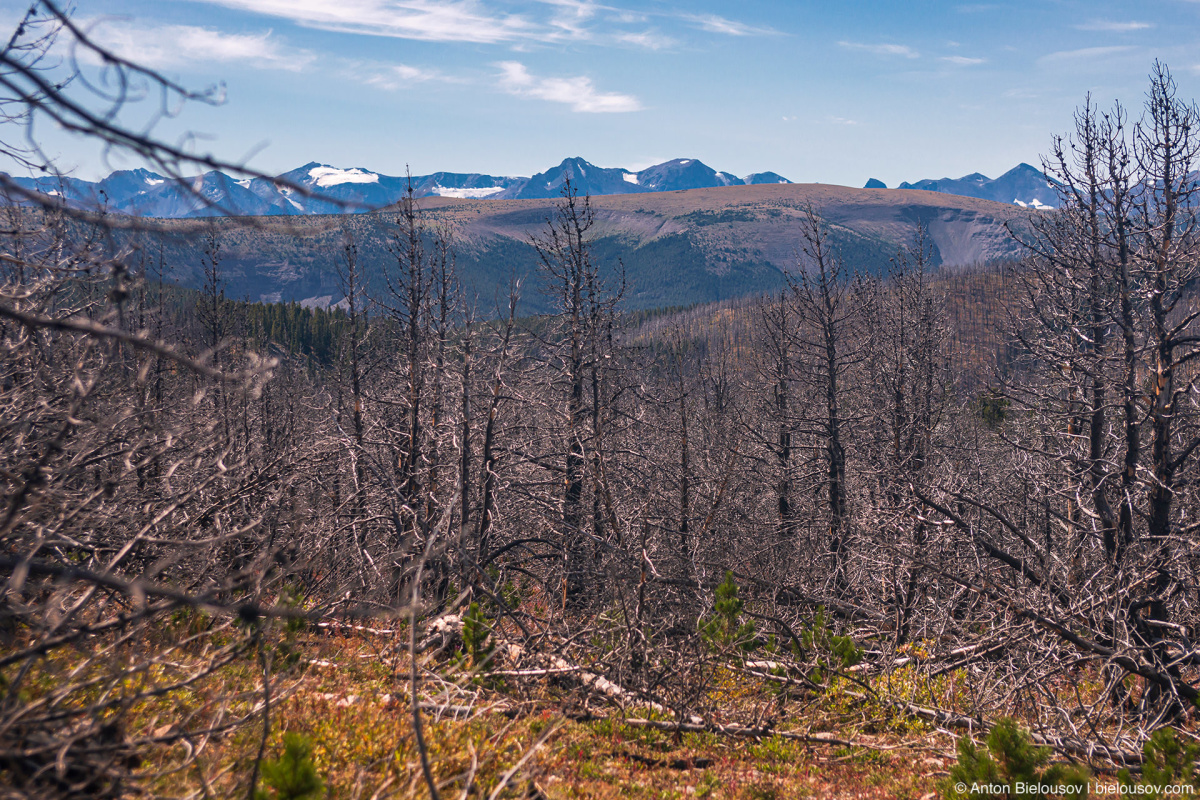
[623, 173, 639, 185]
[432, 186, 505, 199]
[308, 166, 380, 187]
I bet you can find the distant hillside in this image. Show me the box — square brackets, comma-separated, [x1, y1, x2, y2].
[104, 183, 1030, 314]
[628, 261, 1021, 389]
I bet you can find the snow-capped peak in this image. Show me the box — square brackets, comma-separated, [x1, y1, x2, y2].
[308, 166, 380, 188]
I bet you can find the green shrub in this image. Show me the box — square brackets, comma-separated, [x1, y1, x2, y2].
[460, 601, 495, 670]
[255, 733, 324, 800]
[701, 571, 757, 653]
[973, 389, 1010, 430]
[943, 718, 1089, 799]
[1118, 728, 1200, 798]
[799, 606, 861, 683]
[271, 585, 306, 670]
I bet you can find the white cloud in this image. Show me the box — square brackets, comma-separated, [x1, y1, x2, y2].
[614, 10, 648, 24]
[617, 30, 677, 50]
[495, 61, 640, 112]
[536, 0, 600, 41]
[839, 41, 920, 58]
[192, 0, 537, 44]
[682, 13, 777, 37]
[1038, 45, 1136, 64]
[1075, 20, 1153, 33]
[533, 0, 602, 15]
[81, 20, 313, 71]
[184, 0, 773, 50]
[361, 63, 441, 90]
[829, 116, 858, 125]
[941, 55, 985, 65]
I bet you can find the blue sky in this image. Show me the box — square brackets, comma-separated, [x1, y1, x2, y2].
[9, 0, 1200, 186]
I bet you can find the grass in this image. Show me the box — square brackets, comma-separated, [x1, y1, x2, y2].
[131, 626, 955, 798]
[17, 616, 1165, 799]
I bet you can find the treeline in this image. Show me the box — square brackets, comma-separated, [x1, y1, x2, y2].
[243, 301, 347, 366]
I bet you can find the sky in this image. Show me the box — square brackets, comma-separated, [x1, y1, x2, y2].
[6, 0, 1200, 187]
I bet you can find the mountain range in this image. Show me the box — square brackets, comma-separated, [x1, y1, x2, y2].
[866, 163, 1058, 210]
[6, 157, 792, 219]
[6, 157, 1059, 219]
[100, 183, 1030, 314]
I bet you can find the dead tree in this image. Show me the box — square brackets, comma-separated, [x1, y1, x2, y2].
[532, 177, 623, 610]
[757, 290, 801, 542]
[929, 64, 1200, 721]
[787, 207, 872, 595]
[0, 7, 405, 796]
[867, 226, 950, 645]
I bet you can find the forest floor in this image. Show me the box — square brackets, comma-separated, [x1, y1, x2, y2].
[125, 622, 974, 799]
[18, 613, 1163, 799]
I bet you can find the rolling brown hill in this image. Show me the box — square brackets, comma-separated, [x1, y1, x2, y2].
[121, 183, 1034, 313]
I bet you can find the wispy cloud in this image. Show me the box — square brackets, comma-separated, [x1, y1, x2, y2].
[617, 30, 677, 50]
[829, 116, 858, 125]
[839, 41, 919, 58]
[941, 55, 985, 65]
[536, 0, 601, 41]
[184, 1, 776, 50]
[82, 20, 313, 71]
[1075, 19, 1153, 33]
[358, 62, 443, 90]
[1038, 45, 1136, 64]
[192, 0, 538, 44]
[495, 61, 641, 112]
[682, 13, 777, 37]
[613, 10, 648, 24]
[533, 0, 604, 14]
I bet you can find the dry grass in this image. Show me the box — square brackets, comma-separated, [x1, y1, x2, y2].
[82, 624, 958, 799]
[15, 615, 1181, 799]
